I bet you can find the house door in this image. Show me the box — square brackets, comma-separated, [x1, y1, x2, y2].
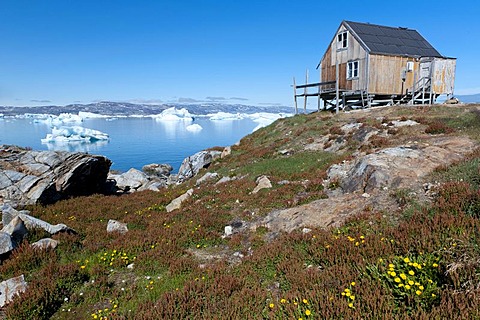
[419, 61, 432, 86]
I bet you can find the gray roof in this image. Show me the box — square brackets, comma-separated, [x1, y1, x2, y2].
[344, 21, 443, 57]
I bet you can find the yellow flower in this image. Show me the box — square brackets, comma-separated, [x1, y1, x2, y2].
[390, 271, 397, 277]
[400, 273, 407, 280]
[345, 292, 351, 297]
[348, 302, 354, 308]
[398, 283, 404, 287]
[433, 263, 439, 267]
[80, 265, 86, 269]
[305, 309, 312, 316]
[269, 303, 274, 309]
[416, 290, 422, 295]
[432, 293, 436, 297]
[404, 257, 410, 263]
[349, 295, 355, 301]
[413, 262, 419, 268]
[405, 285, 411, 290]
[344, 288, 350, 292]
[419, 285, 424, 290]
[303, 298, 308, 304]
[388, 264, 395, 269]
[351, 281, 356, 286]
[280, 298, 287, 304]
[408, 280, 414, 286]
[394, 277, 401, 283]
[408, 270, 415, 276]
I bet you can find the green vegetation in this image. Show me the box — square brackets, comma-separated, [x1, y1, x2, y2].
[1, 105, 480, 319]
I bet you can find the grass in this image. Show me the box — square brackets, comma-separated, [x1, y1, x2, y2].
[1, 104, 480, 319]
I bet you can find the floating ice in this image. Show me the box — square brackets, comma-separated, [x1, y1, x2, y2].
[152, 107, 193, 122]
[186, 124, 203, 132]
[207, 112, 244, 121]
[41, 126, 109, 144]
[78, 111, 111, 119]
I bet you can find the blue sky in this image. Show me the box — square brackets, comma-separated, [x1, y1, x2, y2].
[1, 0, 479, 108]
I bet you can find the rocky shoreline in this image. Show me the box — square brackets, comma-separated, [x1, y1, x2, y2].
[0, 145, 225, 208]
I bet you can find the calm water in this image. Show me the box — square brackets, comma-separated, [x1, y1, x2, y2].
[0, 117, 258, 172]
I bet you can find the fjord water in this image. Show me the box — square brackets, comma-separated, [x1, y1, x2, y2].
[0, 117, 258, 172]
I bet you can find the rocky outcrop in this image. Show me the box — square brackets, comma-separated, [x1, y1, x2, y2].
[142, 163, 173, 178]
[0, 275, 27, 307]
[0, 145, 111, 206]
[328, 137, 476, 193]
[108, 168, 167, 193]
[0, 205, 74, 256]
[176, 150, 221, 182]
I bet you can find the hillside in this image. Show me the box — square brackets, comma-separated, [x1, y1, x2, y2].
[1, 104, 480, 319]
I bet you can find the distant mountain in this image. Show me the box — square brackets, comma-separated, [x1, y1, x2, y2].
[456, 94, 480, 104]
[0, 101, 294, 117]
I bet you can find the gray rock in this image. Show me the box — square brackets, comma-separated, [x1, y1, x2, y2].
[0, 275, 27, 307]
[107, 219, 128, 234]
[196, 172, 219, 185]
[1, 216, 28, 247]
[0, 145, 112, 206]
[142, 163, 173, 177]
[252, 175, 272, 194]
[166, 189, 194, 212]
[31, 238, 58, 250]
[177, 150, 222, 182]
[1, 204, 75, 235]
[0, 232, 14, 256]
[215, 176, 236, 185]
[111, 168, 149, 191]
[110, 168, 168, 193]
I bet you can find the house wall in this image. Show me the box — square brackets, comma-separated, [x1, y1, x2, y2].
[368, 54, 418, 95]
[431, 58, 456, 95]
[320, 24, 368, 92]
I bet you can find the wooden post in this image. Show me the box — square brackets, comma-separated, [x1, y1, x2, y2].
[317, 68, 321, 111]
[303, 69, 308, 113]
[293, 77, 298, 114]
[335, 59, 339, 114]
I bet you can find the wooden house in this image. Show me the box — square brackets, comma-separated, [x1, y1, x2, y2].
[294, 21, 456, 111]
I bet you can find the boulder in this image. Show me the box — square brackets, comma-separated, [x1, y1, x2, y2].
[252, 175, 272, 194]
[142, 163, 173, 178]
[196, 172, 219, 186]
[109, 168, 168, 193]
[0, 275, 27, 307]
[1, 216, 28, 247]
[0, 145, 111, 206]
[221, 146, 231, 159]
[107, 219, 128, 234]
[177, 150, 222, 182]
[31, 238, 58, 250]
[166, 189, 194, 212]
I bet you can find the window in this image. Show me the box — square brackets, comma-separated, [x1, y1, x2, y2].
[337, 31, 348, 49]
[347, 61, 359, 79]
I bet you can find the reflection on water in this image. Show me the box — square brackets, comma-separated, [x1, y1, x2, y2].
[42, 139, 110, 153]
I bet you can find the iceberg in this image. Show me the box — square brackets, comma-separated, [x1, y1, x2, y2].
[186, 124, 203, 133]
[207, 112, 244, 121]
[152, 107, 193, 122]
[78, 111, 111, 119]
[41, 126, 109, 144]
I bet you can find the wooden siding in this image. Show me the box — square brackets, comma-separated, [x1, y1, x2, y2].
[320, 24, 368, 91]
[432, 58, 456, 95]
[368, 55, 417, 95]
